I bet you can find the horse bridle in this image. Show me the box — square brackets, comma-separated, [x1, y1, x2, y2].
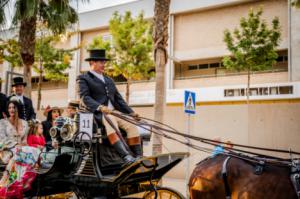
[291, 160, 300, 198]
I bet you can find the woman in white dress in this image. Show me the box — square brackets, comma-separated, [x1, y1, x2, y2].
[0, 99, 28, 149]
[0, 98, 40, 198]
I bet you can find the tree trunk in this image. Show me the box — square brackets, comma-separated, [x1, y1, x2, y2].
[153, 48, 167, 155]
[8, 67, 15, 96]
[19, 17, 37, 98]
[37, 65, 43, 110]
[126, 78, 131, 103]
[152, 0, 170, 155]
[247, 67, 250, 104]
[23, 64, 32, 98]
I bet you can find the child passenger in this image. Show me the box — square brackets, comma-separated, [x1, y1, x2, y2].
[27, 120, 46, 150]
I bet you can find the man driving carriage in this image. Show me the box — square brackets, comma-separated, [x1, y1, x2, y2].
[76, 49, 142, 166]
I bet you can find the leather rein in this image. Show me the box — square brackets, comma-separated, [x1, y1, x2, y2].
[107, 111, 300, 167]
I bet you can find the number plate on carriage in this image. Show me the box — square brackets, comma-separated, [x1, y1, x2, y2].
[79, 113, 93, 140]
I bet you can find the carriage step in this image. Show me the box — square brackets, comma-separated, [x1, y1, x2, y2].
[76, 155, 96, 176]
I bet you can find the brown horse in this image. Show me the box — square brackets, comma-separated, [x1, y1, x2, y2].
[189, 154, 298, 199]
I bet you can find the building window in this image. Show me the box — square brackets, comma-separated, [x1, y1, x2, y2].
[102, 34, 113, 43]
[188, 62, 220, 71]
[259, 87, 269, 95]
[210, 63, 220, 68]
[279, 86, 293, 94]
[240, 89, 245, 96]
[224, 89, 234, 97]
[276, 55, 288, 63]
[198, 64, 209, 69]
[224, 85, 293, 97]
[188, 65, 198, 70]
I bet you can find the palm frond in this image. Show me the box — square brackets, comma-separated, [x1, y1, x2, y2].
[12, 0, 39, 25]
[0, 0, 11, 27]
[0, 6, 5, 26]
[41, 0, 78, 34]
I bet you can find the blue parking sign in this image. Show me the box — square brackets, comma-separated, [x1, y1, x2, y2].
[184, 90, 196, 114]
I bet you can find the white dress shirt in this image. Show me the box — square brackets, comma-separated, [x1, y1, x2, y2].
[16, 95, 24, 104]
[89, 70, 114, 110]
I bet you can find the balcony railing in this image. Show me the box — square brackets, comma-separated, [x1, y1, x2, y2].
[103, 68, 288, 85]
[174, 68, 288, 80]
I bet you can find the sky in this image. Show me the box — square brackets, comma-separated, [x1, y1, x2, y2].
[71, 0, 138, 13]
[1, 0, 138, 29]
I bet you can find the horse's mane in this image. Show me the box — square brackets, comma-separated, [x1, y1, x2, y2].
[195, 154, 225, 166]
[196, 151, 296, 168]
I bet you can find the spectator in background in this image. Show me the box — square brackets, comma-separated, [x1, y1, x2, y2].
[27, 120, 46, 150]
[0, 92, 7, 119]
[211, 137, 224, 157]
[66, 100, 80, 119]
[224, 141, 233, 149]
[42, 106, 63, 151]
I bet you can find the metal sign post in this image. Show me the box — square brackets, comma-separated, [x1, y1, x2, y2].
[184, 90, 196, 199]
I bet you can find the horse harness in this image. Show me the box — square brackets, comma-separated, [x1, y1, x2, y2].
[291, 160, 300, 199]
[221, 156, 300, 199]
[221, 156, 232, 199]
[220, 156, 263, 198]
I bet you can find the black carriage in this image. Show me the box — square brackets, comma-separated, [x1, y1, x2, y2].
[20, 112, 187, 198]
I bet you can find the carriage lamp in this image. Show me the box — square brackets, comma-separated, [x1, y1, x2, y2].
[50, 116, 75, 141]
[49, 127, 59, 138]
[60, 124, 74, 141]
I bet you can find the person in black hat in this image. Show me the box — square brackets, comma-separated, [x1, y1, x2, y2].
[8, 77, 36, 121]
[0, 92, 7, 119]
[66, 99, 80, 119]
[77, 49, 142, 166]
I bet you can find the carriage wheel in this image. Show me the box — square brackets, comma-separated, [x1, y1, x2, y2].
[143, 187, 185, 199]
[36, 192, 75, 199]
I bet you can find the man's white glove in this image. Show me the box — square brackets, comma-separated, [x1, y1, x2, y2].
[129, 112, 141, 121]
[98, 105, 112, 114]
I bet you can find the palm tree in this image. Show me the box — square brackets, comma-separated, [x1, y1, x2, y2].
[0, 0, 82, 97]
[152, 0, 170, 155]
[292, 0, 300, 8]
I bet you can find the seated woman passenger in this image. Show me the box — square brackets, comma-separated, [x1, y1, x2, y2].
[0, 98, 40, 198]
[42, 106, 63, 151]
[0, 99, 28, 159]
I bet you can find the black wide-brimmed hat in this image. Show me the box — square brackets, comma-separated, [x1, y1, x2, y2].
[68, 100, 80, 109]
[85, 49, 110, 61]
[12, 77, 27, 87]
